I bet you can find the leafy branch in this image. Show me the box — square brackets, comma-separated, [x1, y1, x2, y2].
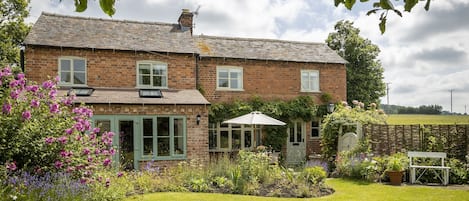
[334, 0, 431, 34]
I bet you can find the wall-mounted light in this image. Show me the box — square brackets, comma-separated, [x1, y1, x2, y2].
[196, 114, 201, 125]
[327, 103, 335, 113]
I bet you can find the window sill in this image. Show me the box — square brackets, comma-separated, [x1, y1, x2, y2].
[139, 155, 186, 160]
[300, 90, 321, 93]
[59, 84, 88, 88]
[216, 88, 245, 92]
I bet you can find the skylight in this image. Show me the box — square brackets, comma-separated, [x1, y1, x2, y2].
[68, 87, 94, 96]
[139, 89, 163, 98]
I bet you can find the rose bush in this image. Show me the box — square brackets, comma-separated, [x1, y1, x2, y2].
[0, 66, 114, 181]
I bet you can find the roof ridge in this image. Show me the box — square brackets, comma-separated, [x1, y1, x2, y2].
[196, 34, 326, 46]
[41, 12, 176, 26]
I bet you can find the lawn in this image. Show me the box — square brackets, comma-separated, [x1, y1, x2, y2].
[386, 114, 469, 125]
[124, 178, 469, 201]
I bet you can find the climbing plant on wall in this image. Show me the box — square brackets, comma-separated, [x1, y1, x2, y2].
[321, 101, 387, 168]
[209, 96, 318, 151]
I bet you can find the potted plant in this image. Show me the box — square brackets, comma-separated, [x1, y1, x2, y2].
[386, 153, 408, 185]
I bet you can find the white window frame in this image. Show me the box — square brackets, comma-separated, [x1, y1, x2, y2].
[300, 70, 320, 92]
[209, 123, 256, 151]
[311, 119, 321, 138]
[216, 66, 243, 91]
[58, 57, 87, 86]
[136, 61, 168, 89]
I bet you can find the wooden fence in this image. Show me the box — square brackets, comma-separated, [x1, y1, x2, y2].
[363, 124, 469, 161]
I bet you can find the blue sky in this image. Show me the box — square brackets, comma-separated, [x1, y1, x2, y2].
[27, 0, 469, 114]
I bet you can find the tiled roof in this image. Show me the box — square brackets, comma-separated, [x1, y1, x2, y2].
[195, 35, 346, 64]
[25, 13, 345, 64]
[59, 88, 210, 105]
[24, 13, 196, 54]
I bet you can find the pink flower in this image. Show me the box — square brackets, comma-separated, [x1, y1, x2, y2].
[105, 178, 111, 187]
[31, 99, 40, 108]
[2, 103, 11, 114]
[65, 128, 73, 135]
[92, 127, 100, 134]
[26, 85, 39, 93]
[49, 89, 57, 99]
[42, 80, 54, 89]
[82, 148, 90, 155]
[45, 137, 55, 144]
[49, 103, 60, 114]
[117, 172, 123, 177]
[9, 80, 19, 88]
[10, 89, 20, 99]
[22, 110, 31, 120]
[103, 158, 111, 166]
[55, 161, 63, 169]
[6, 161, 17, 171]
[57, 136, 68, 144]
[17, 73, 25, 80]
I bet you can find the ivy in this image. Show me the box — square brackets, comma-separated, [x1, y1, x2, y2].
[209, 96, 318, 151]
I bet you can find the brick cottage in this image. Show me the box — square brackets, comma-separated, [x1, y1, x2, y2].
[24, 9, 346, 169]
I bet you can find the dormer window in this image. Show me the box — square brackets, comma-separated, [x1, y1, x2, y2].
[59, 57, 87, 86]
[137, 61, 168, 88]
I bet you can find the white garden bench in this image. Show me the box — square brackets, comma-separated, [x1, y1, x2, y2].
[408, 151, 450, 185]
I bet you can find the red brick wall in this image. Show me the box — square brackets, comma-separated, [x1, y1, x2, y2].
[198, 57, 346, 104]
[24, 46, 196, 89]
[92, 104, 209, 167]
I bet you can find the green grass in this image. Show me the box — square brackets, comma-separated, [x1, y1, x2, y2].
[124, 178, 469, 201]
[386, 114, 469, 125]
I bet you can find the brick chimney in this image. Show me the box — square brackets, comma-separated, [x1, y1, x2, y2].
[178, 9, 194, 34]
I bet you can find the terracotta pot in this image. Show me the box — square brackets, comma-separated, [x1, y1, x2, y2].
[387, 171, 403, 185]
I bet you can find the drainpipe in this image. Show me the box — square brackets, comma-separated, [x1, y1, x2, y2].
[195, 53, 200, 92]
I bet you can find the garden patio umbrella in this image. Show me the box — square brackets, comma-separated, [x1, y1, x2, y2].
[222, 111, 286, 146]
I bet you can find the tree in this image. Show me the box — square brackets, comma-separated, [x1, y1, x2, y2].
[334, 0, 431, 34]
[326, 20, 386, 105]
[0, 0, 31, 67]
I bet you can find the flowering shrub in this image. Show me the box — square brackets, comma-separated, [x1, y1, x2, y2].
[0, 66, 114, 181]
[321, 100, 386, 171]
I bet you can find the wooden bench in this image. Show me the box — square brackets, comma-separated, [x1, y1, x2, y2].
[408, 151, 450, 185]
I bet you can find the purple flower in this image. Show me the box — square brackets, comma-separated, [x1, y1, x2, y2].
[103, 158, 111, 166]
[82, 148, 90, 155]
[17, 73, 24, 79]
[45, 137, 55, 145]
[26, 85, 39, 93]
[2, 103, 12, 114]
[57, 136, 68, 144]
[9, 80, 19, 88]
[10, 89, 20, 99]
[42, 80, 54, 89]
[54, 161, 63, 169]
[87, 156, 93, 162]
[92, 127, 100, 133]
[62, 97, 73, 105]
[22, 110, 31, 120]
[49, 89, 57, 99]
[117, 172, 123, 178]
[49, 103, 60, 114]
[65, 128, 73, 135]
[31, 99, 40, 108]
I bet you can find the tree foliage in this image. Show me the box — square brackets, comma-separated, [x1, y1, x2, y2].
[334, 0, 432, 33]
[326, 20, 386, 106]
[0, 0, 31, 67]
[69, 0, 116, 16]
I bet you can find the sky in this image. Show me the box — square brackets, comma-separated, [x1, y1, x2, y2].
[26, 0, 469, 114]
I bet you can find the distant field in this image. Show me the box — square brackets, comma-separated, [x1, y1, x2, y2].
[386, 114, 469, 125]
